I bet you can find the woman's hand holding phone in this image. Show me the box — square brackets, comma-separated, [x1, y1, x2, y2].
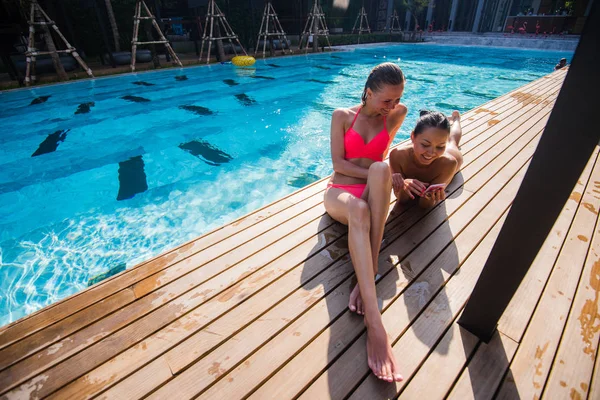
[402, 178, 428, 199]
[423, 183, 447, 203]
[422, 183, 447, 195]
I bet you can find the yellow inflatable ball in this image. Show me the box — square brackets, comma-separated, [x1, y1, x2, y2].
[231, 56, 256, 67]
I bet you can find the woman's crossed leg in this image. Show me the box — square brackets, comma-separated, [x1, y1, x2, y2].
[324, 162, 402, 382]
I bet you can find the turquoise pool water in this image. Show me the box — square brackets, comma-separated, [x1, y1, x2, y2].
[0, 44, 572, 326]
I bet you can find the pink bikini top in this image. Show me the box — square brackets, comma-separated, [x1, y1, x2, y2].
[344, 107, 390, 162]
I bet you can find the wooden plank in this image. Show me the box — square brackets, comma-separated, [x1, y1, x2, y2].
[0, 289, 135, 371]
[397, 318, 480, 399]
[542, 192, 600, 398]
[0, 204, 336, 397]
[498, 150, 599, 342]
[456, 69, 564, 130]
[447, 148, 599, 400]
[0, 93, 536, 396]
[96, 357, 173, 400]
[446, 331, 519, 400]
[57, 130, 504, 398]
[0, 196, 297, 349]
[0, 72, 564, 388]
[50, 219, 354, 399]
[589, 344, 600, 399]
[0, 188, 326, 363]
[494, 150, 600, 400]
[198, 135, 537, 399]
[0, 168, 332, 348]
[260, 108, 556, 397]
[155, 95, 556, 398]
[447, 74, 561, 138]
[454, 75, 563, 145]
[0, 69, 568, 396]
[0, 69, 561, 351]
[318, 167, 528, 400]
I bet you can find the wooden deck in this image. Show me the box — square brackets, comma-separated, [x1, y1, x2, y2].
[2, 67, 599, 400]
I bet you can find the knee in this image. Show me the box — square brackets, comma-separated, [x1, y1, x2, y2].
[368, 162, 391, 185]
[348, 199, 371, 229]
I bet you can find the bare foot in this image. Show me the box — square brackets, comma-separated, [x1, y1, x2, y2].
[448, 110, 461, 124]
[366, 321, 403, 382]
[348, 283, 364, 315]
[448, 110, 462, 150]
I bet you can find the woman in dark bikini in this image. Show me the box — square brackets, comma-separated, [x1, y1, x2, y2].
[324, 63, 407, 383]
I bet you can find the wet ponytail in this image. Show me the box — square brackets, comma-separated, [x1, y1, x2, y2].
[362, 62, 405, 105]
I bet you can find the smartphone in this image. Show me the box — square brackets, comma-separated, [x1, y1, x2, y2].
[423, 183, 447, 195]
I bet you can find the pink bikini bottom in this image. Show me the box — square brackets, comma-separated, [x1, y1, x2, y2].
[327, 183, 367, 198]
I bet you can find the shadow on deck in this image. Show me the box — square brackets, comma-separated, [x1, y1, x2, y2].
[1, 68, 598, 400]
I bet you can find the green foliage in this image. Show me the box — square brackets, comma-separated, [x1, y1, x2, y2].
[564, 0, 576, 13]
[403, 0, 429, 16]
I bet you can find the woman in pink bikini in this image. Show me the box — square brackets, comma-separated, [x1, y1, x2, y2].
[324, 62, 407, 383]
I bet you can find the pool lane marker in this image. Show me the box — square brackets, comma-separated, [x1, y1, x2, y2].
[179, 105, 214, 116]
[31, 129, 69, 157]
[116, 156, 148, 201]
[132, 81, 155, 86]
[121, 95, 151, 103]
[223, 79, 239, 86]
[308, 78, 335, 84]
[75, 102, 95, 114]
[179, 139, 233, 166]
[250, 75, 275, 80]
[175, 75, 188, 81]
[235, 93, 256, 106]
[29, 95, 50, 105]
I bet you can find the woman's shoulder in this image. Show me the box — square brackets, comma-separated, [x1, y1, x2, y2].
[429, 154, 458, 177]
[332, 106, 360, 126]
[333, 105, 360, 117]
[390, 144, 412, 160]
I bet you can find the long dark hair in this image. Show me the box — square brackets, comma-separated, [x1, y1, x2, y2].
[361, 62, 405, 105]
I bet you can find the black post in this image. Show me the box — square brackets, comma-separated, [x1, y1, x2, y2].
[93, 0, 116, 67]
[458, 2, 600, 342]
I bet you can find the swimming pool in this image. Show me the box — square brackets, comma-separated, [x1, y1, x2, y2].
[0, 43, 572, 326]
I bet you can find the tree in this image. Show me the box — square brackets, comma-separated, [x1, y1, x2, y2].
[404, 0, 428, 33]
[104, 0, 121, 52]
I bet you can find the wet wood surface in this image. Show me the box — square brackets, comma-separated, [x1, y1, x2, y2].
[2, 68, 596, 400]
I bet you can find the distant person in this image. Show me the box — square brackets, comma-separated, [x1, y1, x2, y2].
[555, 58, 567, 70]
[324, 62, 407, 383]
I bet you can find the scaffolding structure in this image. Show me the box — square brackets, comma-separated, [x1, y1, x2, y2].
[255, 1, 292, 58]
[24, 0, 93, 86]
[352, 5, 371, 37]
[199, 0, 247, 64]
[131, 0, 182, 72]
[299, 1, 332, 53]
[389, 9, 402, 32]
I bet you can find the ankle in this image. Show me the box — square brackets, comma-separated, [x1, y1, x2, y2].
[364, 309, 383, 328]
